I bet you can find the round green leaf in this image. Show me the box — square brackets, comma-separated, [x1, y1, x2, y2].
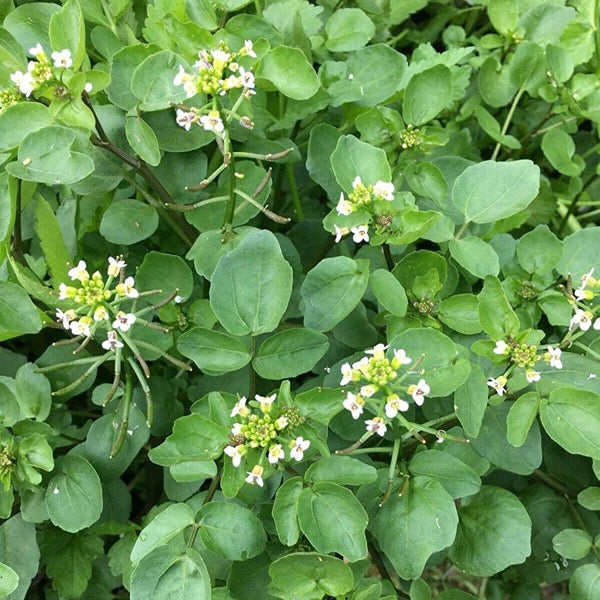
[370, 269, 408, 316]
[557, 227, 600, 282]
[449, 237, 500, 279]
[325, 9, 375, 52]
[541, 128, 582, 177]
[3, 4, 59, 55]
[0, 281, 43, 342]
[269, 553, 354, 598]
[45, 455, 103, 532]
[304, 456, 377, 486]
[125, 115, 161, 167]
[478, 275, 520, 340]
[372, 476, 458, 579]
[552, 528, 592, 560]
[273, 476, 303, 546]
[131, 546, 210, 600]
[99, 199, 159, 244]
[197, 502, 266, 561]
[301, 257, 369, 332]
[570, 564, 600, 600]
[298, 482, 368, 561]
[449, 485, 531, 576]
[452, 160, 540, 224]
[516, 224, 562, 275]
[454, 365, 489, 438]
[0, 103, 53, 151]
[439, 294, 482, 334]
[0, 562, 18, 596]
[253, 328, 329, 379]
[136, 251, 194, 304]
[403, 65, 452, 126]
[256, 46, 320, 100]
[540, 387, 600, 460]
[577, 487, 600, 511]
[507, 392, 540, 448]
[210, 230, 293, 336]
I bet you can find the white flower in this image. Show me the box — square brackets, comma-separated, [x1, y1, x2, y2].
[93, 306, 109, 321]
[487, 375, 507, 397]
[580, 268, 595, 288]
[570, 308, 593, 331]
[352, 176, 362, 189]
[116, 276, 139, 298]
[10, 70, 35, 96]
[407, 379, 430, 406]
[385, 394, 409, 418]
[351, 225, 369, 243]
[239, 66, 255, 89]
[28, 43, 45, 60]
[336, 193, 353, 216]
[68, 260, 89, 282]
[493, 340, 510, 355]
[175, 109, 197, 131]
[55, 308, 76, 329]
[70, 319, 91, 337]
[224, 445, 245, 467]
[268, 444, 285, 464]
[343, 392, 364, 419]
[393, 348, 412, 366]
[51, 49, 73, 68]
[366, 343, 388, 360]
[243, 39, 257, 58]
[365, 417, 387, 437]
[211, 49, 231, 67]
[373, 181, 394, 201]
[84, 82, 93, 93]
[594, 318, 600, 330]
[173, 65, 197, 97]
[231, 422, 243, 436]
[360, 384, 377, 398]
[112, 311, 136, 332]
[289, 437, 310, 461]
[245, 464, 264, 486]
[340, 362, 354, 386]
[199, 111, 224, 133]
[107, 256, 126, 277]
[256, 393, 276, 413]
[230, 396, 249, 418]
[58, 283, 74, 300]
[525, 369, 541, 383]
[102, 330, 123, 351]
[352, 356, 369, 375]
[545, 345, 563, 369]
[275, 415, 288, 430]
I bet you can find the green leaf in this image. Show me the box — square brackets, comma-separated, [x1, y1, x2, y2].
[330, 135, 391, 192]
[473, 106, 521, 150]
[273, 476, 303, 546]
[540, 387, 600, 460]
[372, 476, 458, 579]
[298, 482, 368, 561]
[369, 269, 408, 316]
[577, 487, 600, 511]
[253, 328, 329, 379]
[130, 503, 195, 564]
[301, 257, 369, 331]
[125, 115, 161, 167]
[294, 387, 345, 425]
[3, 4, 59, 55]
[268, 553, 354, 599]
[449, 237, 500, 278]
[136, 251, 194, 304]
[470, 403, 542, 475]
[454, 365, 489, 437]
[35, 196, 71, 287]
[210, 230, 293, 336]
[552, 529, 592, 560]
[304, 456, 377, 486]
[45, 454, 103, 532]
[0, 175, 15, 247]
[131, 546, 210, 600]
[15, 363, 51, 421]
[478, 275, 520, 340]
[0, 103, 53, 151]
[516, 224, 562, 274]
[325, 9, 375, 52]
[0, 281, 43, 342]
[507, 392, 540, 447]
[570, 564, 600, 600]
[306, 124, 342, 200]
[438, 294, 482, 335]
[557, 228, 600, 282]
[197, 502, 266, 560]
[403, 65, 452, 126]
[49, 0, 86, 69]
[99, 199, 159, 245]
[488, 0, 518, 34]
[541, 128, 582, 177]
[449, 486, 531, 576]
[452, 160, 540, 224]
[131, 50, 190, 111]
[6, 126, 94, 185]
[408, 450, 481, 499]
[256, 46, 320, 100]
[0, 562, 18, 596]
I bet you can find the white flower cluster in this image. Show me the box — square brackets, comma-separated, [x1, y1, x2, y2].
[340, 343, 430, 437]
[570, 269, 600, 332]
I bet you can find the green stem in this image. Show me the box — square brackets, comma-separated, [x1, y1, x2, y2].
[573, 341, 600, 361]
[249, 337, 257, 400]
[110, 368, 133, 458]
[379, 439, 401, 507]
[595, 0, 600, 76]
[491, 87, 525, 161]
[557, 174, 597, 236]
[383, 244, 394, 270]
[454, 220, 470, 240]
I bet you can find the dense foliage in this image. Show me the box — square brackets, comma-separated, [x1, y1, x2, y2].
[0, 0, 599, 598]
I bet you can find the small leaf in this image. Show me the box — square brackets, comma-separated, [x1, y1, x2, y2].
[449, 237, 500, 278]
[403, 65, 452, 126]
[552, 529, 592, 560]
[0, 281, 43, 342]
[325, 9, 375, 52]
[125, 115, 161, 166]
[272, 477, 303, 546]
[99, 199, 159, 245]
[370, 269, 408, 316]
